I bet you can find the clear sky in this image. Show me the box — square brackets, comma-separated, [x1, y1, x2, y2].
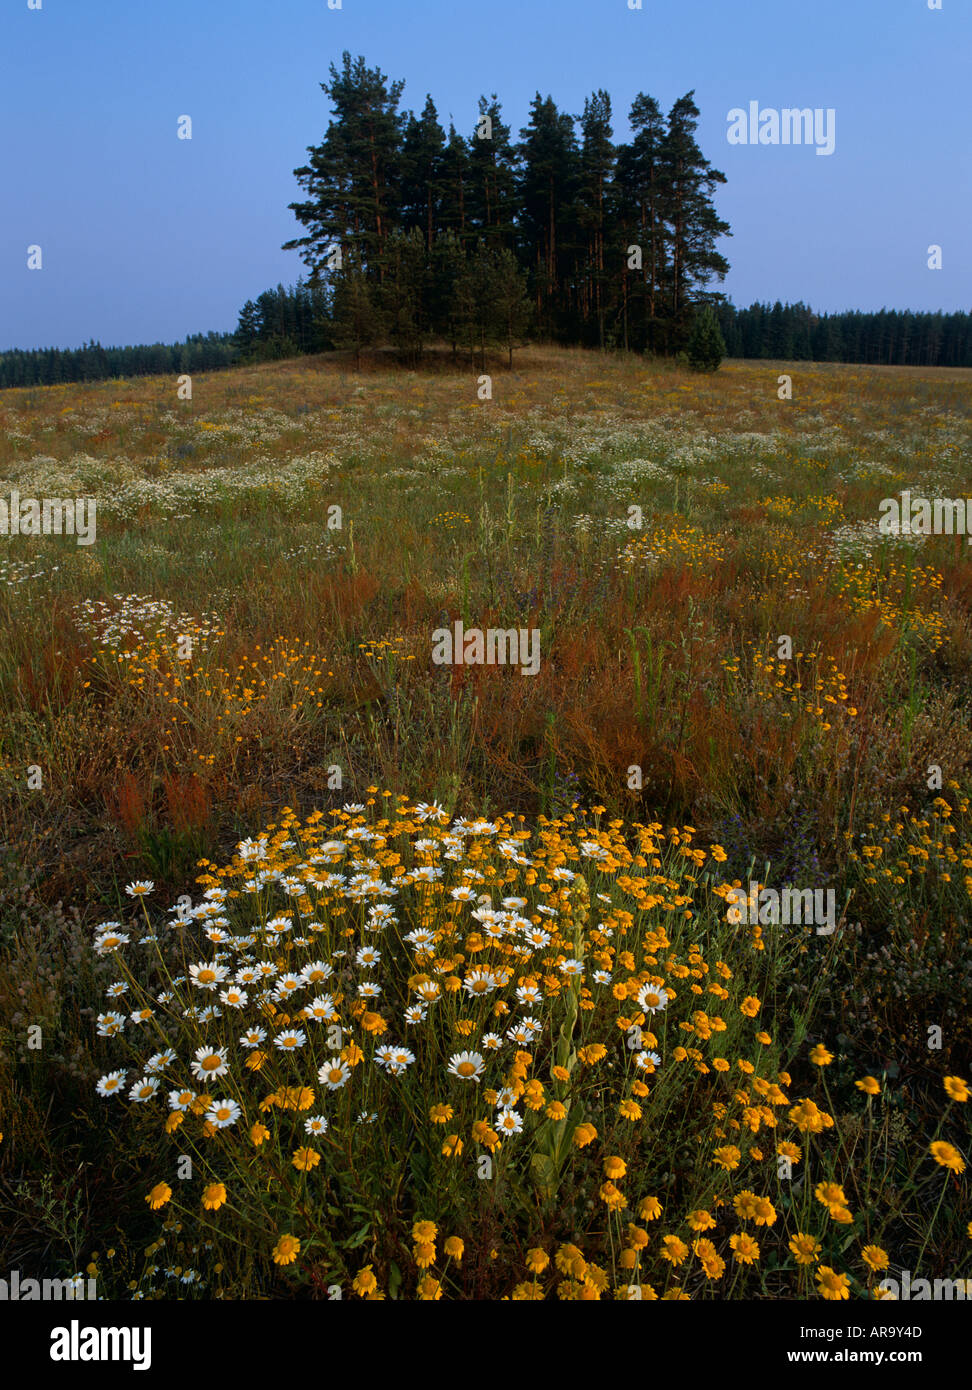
[2, 0, 969, 351]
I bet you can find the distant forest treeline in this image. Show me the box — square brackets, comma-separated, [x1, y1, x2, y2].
[3, 295, 971, 390]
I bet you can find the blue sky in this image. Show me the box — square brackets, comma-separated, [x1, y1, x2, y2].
[2, 0, 969, 351]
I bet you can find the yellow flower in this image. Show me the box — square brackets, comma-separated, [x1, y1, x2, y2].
[201, 1182, 226, 1211]
[619, 1099, 642, 1121]
[145, 1182, 172, 1211]
[712, 1145, 741, 1171]
[444, 1236, 464, 1262]
[412, 1220, 438, 1244]
[814, 1180, 848, 1209]
[413, 1241, 436, 1268]
[165, 1112, 184, 1134]
[733, 1190, 759, 1221]
[861, 1245, 889, 1272]
[250, 1122, 269, 1146]
[729, 1232, 760, 1265]
[441, 1133, 463, 1158]
[739, 996, 761, 1017]
[272, 1234, 300, 1266]
[944, 1076, 970, 1103]
[809, 1044, 833, 1066]
[686, 1209, 716, 1235]
[429, 1103, 453, 1124]
[292, 1146, 321, 1171]
[416, 1275, 442, 1300]
[603, 1155, 627, 1180]
[660, 1235, 689, 1266]
[353, 1264, 378, 1296]
[572, 1122, 597, 1148]
[693, 1238, 725, 1280]
[639, 1196, 662, 1221]
[551, 1065, 570, 1082]
[789, 1232, 821, 1266]
[816, 1265, 850, 1300]
[929, 1141, 966, 1173]
[855, 1075, 880, 1096]
[626, 1223, 649, 1249]
[525, 1248, 550, 1274]
[545, 1101, 568, 1121]
[599, 1181, 625, 1211]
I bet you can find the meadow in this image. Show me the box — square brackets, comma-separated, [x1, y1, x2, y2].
[0, 346, 969, 1300]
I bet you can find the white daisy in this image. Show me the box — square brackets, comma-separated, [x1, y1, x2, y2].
[637, 982, 669, 1013]
[205, 1097, 241, 1128]
[318, 1060, 351, 1090]
[447, 1050, 485, 1082]
[129, 1076, 160, 1102]
[191, 1046, 229, 1081]
[96, 1070, 127, 1098]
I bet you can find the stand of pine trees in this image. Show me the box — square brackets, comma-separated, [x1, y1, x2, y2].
[281, 51, 732, 363]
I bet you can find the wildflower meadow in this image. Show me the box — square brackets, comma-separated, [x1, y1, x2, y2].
[1, 349, 969, 1308]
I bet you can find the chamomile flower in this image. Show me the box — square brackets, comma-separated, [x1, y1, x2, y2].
[205, 1098, 241, 1129]
[189, 962, 229, 991]
[304, 1115, 329, 1136]
[96, 1070, 127, 1098]
[129, 1076, 161, 1103]
[447, 1051, 486, 1083]
[273, 1029, 307, 1051]
[96, 1012, 126, 1037]
[145, 1049, 176, 1073]
[637, 982, 669, 1013]
[191, 1046, 229, 1081]
[318, 1060, 351, 1090]
[94, 929, 130, 956]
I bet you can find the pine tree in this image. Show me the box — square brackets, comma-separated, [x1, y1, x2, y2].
[330, 260, 384, 369]
[686, 305, 726, 371]
[576, 90, 615, 349]
[284, 51, 406, 282]
[658, 93, 730, 352]
[517, 94, 581, 339]
[467, 96, 519, 251]
[378, 226, 428, 364]
[615, 93, 667, 353]
[400, 96, 446, 250]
